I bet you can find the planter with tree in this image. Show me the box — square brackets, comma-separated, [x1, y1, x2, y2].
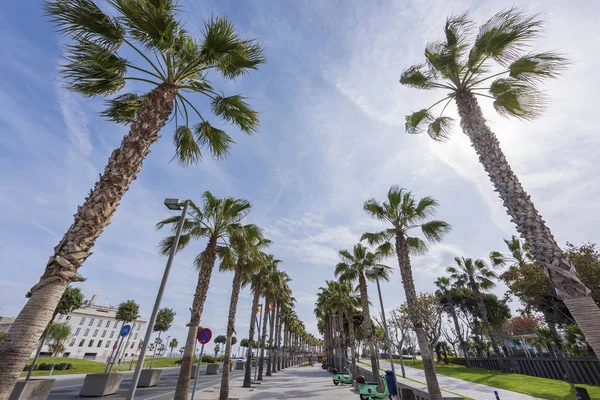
[139, 308, 175, 387]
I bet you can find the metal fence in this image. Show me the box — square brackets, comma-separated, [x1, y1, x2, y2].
[451, 356, 600, 386]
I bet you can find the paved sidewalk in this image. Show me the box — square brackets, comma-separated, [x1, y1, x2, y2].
[366, 360, 543, 400]
[192, 365, 355, 400]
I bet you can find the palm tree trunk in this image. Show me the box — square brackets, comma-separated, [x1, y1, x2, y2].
[282, 326, 288, 369]
[0, 86, 177, 398]
[396, 235, 443, 400]
[174, 236, 218, 400]
[266, 300, 276, 376]
[456, 90, 600, 358]
[347, 311, 357, 376]
[358, 273, 381, 385]
[447, 298, 470, 367]
[243, 277, 262, 388]
[471, 283, 503, 360]
[257, 294, 270, 380]
[219, 258, 244, 400]
[273, 304, 282, 372]
[338, 313, 345, 370]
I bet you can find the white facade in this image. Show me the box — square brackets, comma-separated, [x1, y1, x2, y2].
[33, 295, 147, 362]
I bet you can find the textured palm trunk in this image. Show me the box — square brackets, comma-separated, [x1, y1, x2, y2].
[447, 296, 470, 367]
[470, 281, 503, 360]
[266, 300, 276, 376]
[456, 91, 600, 358]
[273, 304, 281, 372]
[243, 278, 262, 388]
[0, 85, 176, 399]
[396, 234, 442, 400]
[219, 257, 244, 400]
[257, 294, 270, 380]
[174, 236, 218, 400]
[282, 327, 288, 369]
[338, 313, 345, 369]
[347, 311, 357, 376]
[358, 273, 381, 386]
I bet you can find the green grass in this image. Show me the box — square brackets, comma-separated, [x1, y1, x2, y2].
[19, 357, 199, 377]
[389, 359, 600, 400]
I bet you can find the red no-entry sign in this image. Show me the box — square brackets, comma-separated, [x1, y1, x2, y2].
[197, 328, 212, 344]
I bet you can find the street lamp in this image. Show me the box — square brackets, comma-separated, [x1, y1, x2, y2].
[126, 198, 190, 400]
[366, 267, 399, 400]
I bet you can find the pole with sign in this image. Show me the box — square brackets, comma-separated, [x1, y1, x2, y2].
[190, 328, 212, 400]
[107, 324, 131, 373]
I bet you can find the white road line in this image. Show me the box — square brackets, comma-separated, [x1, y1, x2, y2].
[143, 390, 175, 400]
[52, 383, 83, 389]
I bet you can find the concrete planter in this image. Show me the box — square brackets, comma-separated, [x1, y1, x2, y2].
[191, 365, 201, 378]
[9, 379, 55, 400]
[206, 364, 219, 374]
[235, 361, 245, 370]
[137, 369, 162, 387]
[79, 373, 123, 397]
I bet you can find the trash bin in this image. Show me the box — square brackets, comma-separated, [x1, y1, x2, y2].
[385, 370, 398, 396]
[575, 386, 591, 400]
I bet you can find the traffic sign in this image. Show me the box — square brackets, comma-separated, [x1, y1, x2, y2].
[113, 343, 117, 350]
[197, 327, 212, 344]
[120, 324, 131, 337]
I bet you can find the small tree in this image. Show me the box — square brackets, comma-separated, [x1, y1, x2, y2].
[169, 338, 179, 357]
[150, 308, 176, 368]
[240, 338, 249, 348]
[48, 322, 72, 356]
[116, 300, 140, 324]
[505, 315, 543, 336]
[214, 335, 226, 358]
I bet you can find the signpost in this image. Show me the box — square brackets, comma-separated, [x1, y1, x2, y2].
[107, 324, 131, 373]
[191, 327, 212, 400]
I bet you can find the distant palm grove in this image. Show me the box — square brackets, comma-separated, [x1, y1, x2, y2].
[0, 2, 598, 400]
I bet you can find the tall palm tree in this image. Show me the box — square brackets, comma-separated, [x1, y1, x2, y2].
[334, 243, 391, 385]
[273, 286, 294, 373]
[218, 225, 269, 400]
[157, 192, 251, 400]
[0, 0, 265, 394]
[242, 255, 278, 387]
[400, 8, 600, 356]
[447, 257, 501, 357]
[435, 276, 470, 367]
[266, 270, 291, 376]
[257, 263, 278, 379]
[362, 186, 451, 400]
[335, 282, 361, 375]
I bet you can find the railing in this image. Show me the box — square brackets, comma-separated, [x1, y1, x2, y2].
[451, 356, 600, 386]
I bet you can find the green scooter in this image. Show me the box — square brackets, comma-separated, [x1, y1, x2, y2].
[332, 367, 353, 385]
[358, 374, 390, 400]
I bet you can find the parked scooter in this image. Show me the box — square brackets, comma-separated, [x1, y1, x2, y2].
[358, 373, 390, 400]
[321, 362, 328, 370]
[332, 367, 353, 385]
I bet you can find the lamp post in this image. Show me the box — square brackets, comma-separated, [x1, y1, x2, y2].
[126, 198, 189, 400]
[366, 267, 399, 400]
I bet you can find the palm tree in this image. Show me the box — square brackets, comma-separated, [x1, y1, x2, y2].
[272, 284, 294, 373]
[169, 338, 179, 358]
[435, 277, 470, 367]
[0, 1, 265, 393]
[157, 192, 251, 400]
[447, 257, 501, 358]
[257, 263, 279, 379]
[362, 186, 451, 400]
[218, 225, 268, 400]
[265, 270, 290, 376]
[334, 243, 391, 386]
[400, 8, 600, 356]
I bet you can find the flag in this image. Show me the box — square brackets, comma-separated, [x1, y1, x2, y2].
[268, 303, 273, 311]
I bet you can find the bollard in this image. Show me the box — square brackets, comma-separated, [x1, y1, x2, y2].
[494, 391, 500, 400]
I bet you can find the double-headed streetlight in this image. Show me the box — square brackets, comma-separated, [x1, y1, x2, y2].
[366, 266, 399, 400]
[127, 198, 190, 400]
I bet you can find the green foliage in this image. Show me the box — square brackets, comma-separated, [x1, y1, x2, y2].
[66, 362, 74, 370]
[214, 335, 227, 344]
[116, 299, 140, 322]
[0, 332, 5, 341]
[48, 322, 72, 356]
[153, 308, 175, 332]
[565, 242, 600, 305]
[201, 355, 215, 363]
[564, 325, 593, 357]
[56, 286, 84, 316]
[231, 336, 237, 346]
[240, 338, 249, 347]
[38, 363, 48, 370]
[55, 362, 68, 371]
[100, 93, 145, 124]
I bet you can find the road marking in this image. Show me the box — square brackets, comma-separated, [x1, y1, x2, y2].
[143, 390, 175, 400]
[52, 383, 83, 389]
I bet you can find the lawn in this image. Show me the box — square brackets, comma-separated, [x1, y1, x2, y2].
[20, 357, 194, 377]
[389, 358, 600, 400]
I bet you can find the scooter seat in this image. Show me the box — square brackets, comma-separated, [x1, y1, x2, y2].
[366, 382, 378, 385]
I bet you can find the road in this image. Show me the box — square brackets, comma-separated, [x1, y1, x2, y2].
[47, 366, 246, 400]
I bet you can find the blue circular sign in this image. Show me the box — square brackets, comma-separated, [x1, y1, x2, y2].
[120, 324, 131, 337]
[197, 328, 212, 344]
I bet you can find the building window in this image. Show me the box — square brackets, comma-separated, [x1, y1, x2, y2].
[97, 340, 103, 347]
[105, 341, 111, 348]
[130, 342, 135, 349]
[93, 329, 98, 337]
[106, 320, 111, 328]
[134, 333, 138, 340]
[79, 318, 86, 326]
[79, 339, 85, 347]
[69, 338, 76, 346]
[88, 340, 94, 347]
[97, 319, 103, 327]
[75, 328, 81, 336]
[110, 331, 115, 338]
[102, 330, 107, 338]
[57, 314, 63, 320]
[66, 315, 71, 320]
[114, 321, 118, 328]
[137, 324, 141, 331]
[84, 329, 90, 336]
[89, 318, 95, 327]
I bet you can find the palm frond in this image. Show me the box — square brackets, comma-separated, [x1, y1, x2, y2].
[363, 199, 386, 220]
[509, 52, 568, 83]
[173, 125, 202, 165]
[63, 39, 126, 96]
[400, 64, 437, 89]
[194, 121, 234, 160]
[155, 215, 180, 230]
[406, 236, 429, 255]
[43, 0, 125, 50]
[488, 251, 506, 267]
[420, 220, 452, 243]
[489, 78, 545, 119]
[444, 12, 472, 50]
[210, 94, 258, 134]
[157, 232, 191, 256]
[360, 231, 389, 246]
[405, 109, 432, 134]
[425, 41, 461, 84]
[100, 92, 145, 124]
[427, 116, 454, 141]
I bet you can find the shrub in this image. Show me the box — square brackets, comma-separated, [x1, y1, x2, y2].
[66, 362, 74, 370]
[201, 355, 215, 364]
[38, 363, 48, 371]
[175, 356, 198, 365]
[55, 362, 68, 371]
[216, 355, 225, 362]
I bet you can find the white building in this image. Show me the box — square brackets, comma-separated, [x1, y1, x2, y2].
[33, 295, 147, 362]
[0, 317, 15, 333]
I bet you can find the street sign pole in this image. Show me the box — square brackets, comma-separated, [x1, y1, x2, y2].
[190, 343, 205, 400]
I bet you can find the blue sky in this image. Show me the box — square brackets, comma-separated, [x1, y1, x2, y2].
[1, 0, 599, 347]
